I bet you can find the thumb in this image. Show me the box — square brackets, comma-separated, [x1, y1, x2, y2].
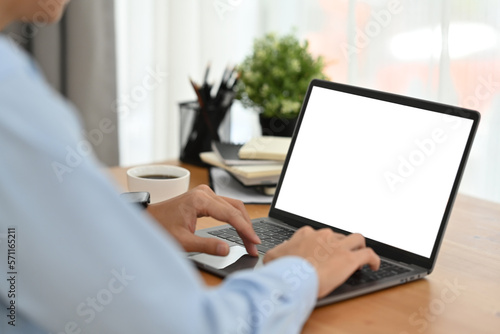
[182, 233, 230, 256]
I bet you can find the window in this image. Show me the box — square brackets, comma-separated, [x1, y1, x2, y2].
[115, 0, 500, 203]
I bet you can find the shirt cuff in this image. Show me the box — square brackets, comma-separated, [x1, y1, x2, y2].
[263, 256, 319, 314]
[237, 255, 319, 325]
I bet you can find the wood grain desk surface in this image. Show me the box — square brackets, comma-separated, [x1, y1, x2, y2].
[108, 162, 500, 334]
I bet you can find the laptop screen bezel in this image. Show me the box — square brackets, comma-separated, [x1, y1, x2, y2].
[268, 79, 480, 272]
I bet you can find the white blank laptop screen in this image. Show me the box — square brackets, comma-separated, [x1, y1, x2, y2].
[275, 86, 474, 258]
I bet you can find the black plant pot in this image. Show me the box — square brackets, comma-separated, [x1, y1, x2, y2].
[259, 115, 298, 137]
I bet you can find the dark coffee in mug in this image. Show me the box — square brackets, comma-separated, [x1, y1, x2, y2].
[139, 174, 178, 180]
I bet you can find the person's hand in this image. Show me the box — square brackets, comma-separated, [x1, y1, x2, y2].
[147, 185, 260, 257]
[264, 226, 380, 298]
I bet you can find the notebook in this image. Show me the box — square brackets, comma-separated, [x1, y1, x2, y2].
[211, 141, 282, 166]
[188, 79, 480, 306]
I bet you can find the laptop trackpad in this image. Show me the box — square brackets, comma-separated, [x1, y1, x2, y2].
[190, 245, 260, 270]
[190, 245, 248, 269]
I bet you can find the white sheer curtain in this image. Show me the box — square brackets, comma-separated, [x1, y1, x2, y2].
[116, 0, 500, 203]
[115, 0, 166, 166]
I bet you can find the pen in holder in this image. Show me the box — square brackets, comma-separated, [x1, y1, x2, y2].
[180, 65, 238, 166]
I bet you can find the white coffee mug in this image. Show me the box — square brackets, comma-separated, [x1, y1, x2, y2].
[127, 165, 190, 203]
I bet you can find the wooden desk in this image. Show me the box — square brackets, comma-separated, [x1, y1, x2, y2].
[109, 162, 500, 334]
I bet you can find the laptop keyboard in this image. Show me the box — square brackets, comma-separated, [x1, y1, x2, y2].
[345, 260, 411, 285]
[208, 220, 411, 284]
[207, 220, 294, 253]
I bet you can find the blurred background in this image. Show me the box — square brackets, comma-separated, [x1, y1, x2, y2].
[4, 0, 499, 203]
[115, 0, 499, 203]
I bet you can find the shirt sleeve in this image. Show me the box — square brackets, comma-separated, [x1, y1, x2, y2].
[0, 38, 318, 334]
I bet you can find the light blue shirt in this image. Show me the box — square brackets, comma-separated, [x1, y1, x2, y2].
[0, 36, 318, 333]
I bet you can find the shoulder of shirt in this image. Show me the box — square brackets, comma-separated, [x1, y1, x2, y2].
[0, 34, 36, 78]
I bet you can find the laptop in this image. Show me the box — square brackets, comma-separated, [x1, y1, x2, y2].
[188, 79, 480, 306]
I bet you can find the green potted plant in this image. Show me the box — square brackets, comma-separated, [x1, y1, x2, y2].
[236, 32, 327, 136]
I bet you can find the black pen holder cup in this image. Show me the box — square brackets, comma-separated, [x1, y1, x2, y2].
[179, 101, 231, 166]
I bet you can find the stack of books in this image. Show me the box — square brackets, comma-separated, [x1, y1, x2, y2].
[200, 136, 291, 192]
